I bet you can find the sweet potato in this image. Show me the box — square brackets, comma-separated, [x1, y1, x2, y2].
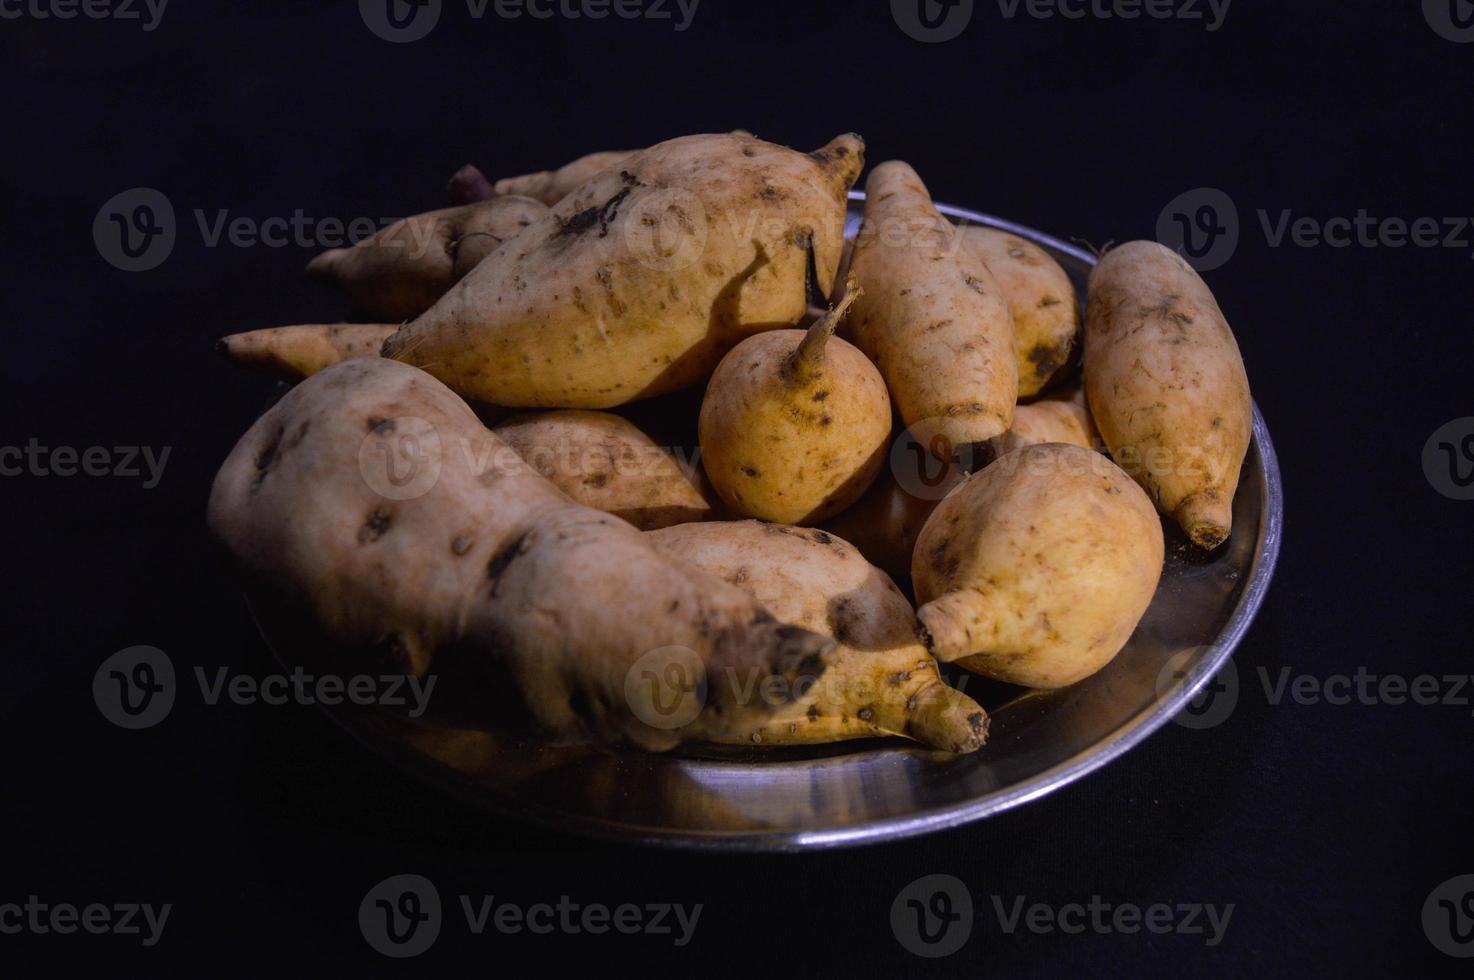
[849, 162, 1018, 456]
[306, 196, 548, 321]
[991, 386, 1099, 457]
[649, 520, 988, 752]
[1084, 241, 1252, 550]
[207, 358, 834, 751]
[698, 287, 890, 525]
[217, 324, 398, 380]
[494, 409, 717, 530]
[383, 132, 864, 408]
[961, 227, 1080, 397]
[913, 444, 1163, 689]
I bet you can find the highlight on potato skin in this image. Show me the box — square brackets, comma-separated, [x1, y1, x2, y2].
[1084, 240, 1251, 550]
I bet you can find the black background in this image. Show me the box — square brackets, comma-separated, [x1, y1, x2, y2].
[5, 0, 1473, 975]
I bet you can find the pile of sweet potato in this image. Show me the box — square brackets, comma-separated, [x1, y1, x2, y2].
[211, 131, 1251, 754]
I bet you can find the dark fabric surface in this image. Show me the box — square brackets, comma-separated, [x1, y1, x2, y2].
[4, 1, 1471, 975]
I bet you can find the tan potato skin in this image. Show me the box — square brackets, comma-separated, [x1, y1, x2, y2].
[913, 444, 1164, 689]
[992, 386, 1100, 457]
[698, 291, 890, 525]
[306, 196, 548, 322]
[217, 324, 398, 380]
[962, 227, 1080, 397]
[494, 150, 638, 205]
[207, 358, 834, 751]
[649, 521, 988, 752]
[1084, 241, 1252, 550]
[493, 410, 717, 531]
[384, 132, 865, 409]
[848, 161, 1018, 455]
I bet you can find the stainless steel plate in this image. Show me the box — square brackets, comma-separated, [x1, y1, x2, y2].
[254, 194, 1283, 851]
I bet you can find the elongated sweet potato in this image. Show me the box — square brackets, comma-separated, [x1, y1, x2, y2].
[217, 323, 398, 380]
[207, 358, 833, 751]
[848, 162, 1018, 456]
[384, 132, 864, 408]
[494, 409, 717, 530]
[1084, 241, 1252, 550]
[961, 227, 1081, 397]
[306, 196, 548, 321]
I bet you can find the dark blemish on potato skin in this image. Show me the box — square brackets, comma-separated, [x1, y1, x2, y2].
[807, 704, 821, 721]
[451, 534, 474, 556]
[358, 506, 393, 544]
[812, 390, 830, 401]
[367, 417, 396, 434]
[812, 531, 833, 545]
[486, 531, 531, 597]
[251, 424, 286, 490]
[858, 706, 875, 723]
[742, 466, 760, 478]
